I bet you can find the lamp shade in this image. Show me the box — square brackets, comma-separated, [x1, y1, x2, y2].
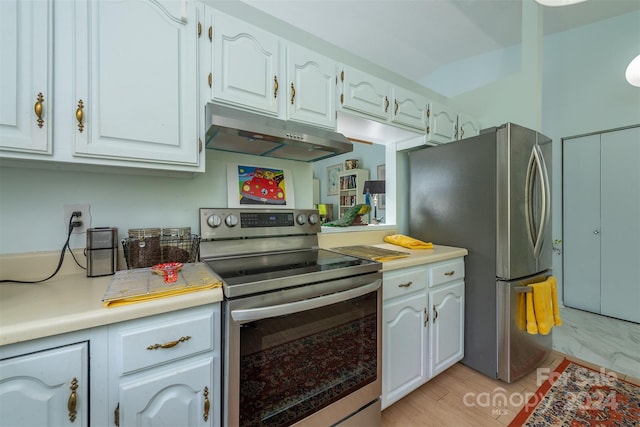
[363, 180, 385, 195]
[626, 54, 640, 87]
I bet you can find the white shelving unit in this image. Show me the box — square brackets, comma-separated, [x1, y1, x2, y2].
[338, 169, 369, 222]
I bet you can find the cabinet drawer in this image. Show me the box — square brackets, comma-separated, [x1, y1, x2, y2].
[429, 259, 465, 287]
[383, 266, 428, 301]
[113, 307, 215, 375]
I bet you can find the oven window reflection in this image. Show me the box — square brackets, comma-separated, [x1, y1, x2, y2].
[239, 291, 378, 426]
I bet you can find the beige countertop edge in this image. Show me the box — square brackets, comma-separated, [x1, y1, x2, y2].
[0, 240, 466, 347]
[0, 273, 223, 347]
[366, 243, 468, 271]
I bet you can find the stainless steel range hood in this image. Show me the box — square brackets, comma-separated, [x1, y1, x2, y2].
[204, 104, 353, 162]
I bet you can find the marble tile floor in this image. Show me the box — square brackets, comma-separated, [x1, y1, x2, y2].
[552, 305, 640, 379]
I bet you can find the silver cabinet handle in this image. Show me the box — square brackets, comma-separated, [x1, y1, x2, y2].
[593, 230, 600, 235]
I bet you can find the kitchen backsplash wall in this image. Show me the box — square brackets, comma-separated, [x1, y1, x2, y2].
[0, 150, 313, 254]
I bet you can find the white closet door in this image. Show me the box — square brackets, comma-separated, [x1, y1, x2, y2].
[600, 127, 640, 323]
[563, 135, 601, 312]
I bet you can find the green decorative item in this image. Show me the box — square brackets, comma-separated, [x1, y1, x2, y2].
[323, 204, 371, 227]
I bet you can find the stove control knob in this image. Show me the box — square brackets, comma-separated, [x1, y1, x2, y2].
[308, 213, 320, 225]
[225, 214, 239, 227]
[296, 214, 307, 225]
[206, 214, 222, 228]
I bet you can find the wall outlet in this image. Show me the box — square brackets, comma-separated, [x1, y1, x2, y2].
[63, 204, 91, 234]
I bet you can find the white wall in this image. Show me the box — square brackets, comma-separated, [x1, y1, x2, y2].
[449, 0, 543, 131]
[540, 10, 640, 298]
[541, 11, 640, 137]
[0, 151, 312, 254]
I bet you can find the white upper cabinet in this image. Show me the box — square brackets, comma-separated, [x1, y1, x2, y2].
[0, 0, 52, 155]
[212, 11, 281, 115]
[197, 4, 214, 145]
[338, 65, 429, 133]
[338, 65, 391, 121]
[457, 112, 481, 140]
[391, 86, 427, 131]
[426, 100, 458, 144]
[285, 43, 336, 129]
[70, 0, 200, 167]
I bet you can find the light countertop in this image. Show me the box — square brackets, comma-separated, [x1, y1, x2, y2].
[365, 243, 468, 271]
[0, 266, 223, 347]
[0, 233, 465, 348]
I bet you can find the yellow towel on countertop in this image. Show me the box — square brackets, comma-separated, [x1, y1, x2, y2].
[102, 263, 223, 308]
[103, 281, 221, 308]
[384, 234, 433, 249]
[526, 276, 562, 335]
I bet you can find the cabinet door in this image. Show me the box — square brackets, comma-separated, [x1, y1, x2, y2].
[382, 292, 428, 409]
[391, 86, 427, 131]
[0, 342, 88, 427]
[0, 0, 52, 155]
[286, 43, 336, 129]
[197, 5, 214, 144]
[119, 356, 213, 427]
[600, 127, 640, 323]
[338, 65, 391, 121]
[429, 282, 464, 378]
[457, 113, 481, 140]
[72, 0, 199, 166]
[213, 12, 280, 115]
[426, 100, 457, 144]
[563, 135, 601, 313]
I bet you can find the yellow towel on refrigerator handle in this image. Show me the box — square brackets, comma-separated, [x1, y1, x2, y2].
[383, 234, 433, 249]
[526, 276, 562, 335]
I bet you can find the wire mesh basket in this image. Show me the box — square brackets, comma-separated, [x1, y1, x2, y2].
[121, 229, 200, 269]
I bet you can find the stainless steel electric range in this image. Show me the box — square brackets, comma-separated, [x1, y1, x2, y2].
[199, 208, 382, 427]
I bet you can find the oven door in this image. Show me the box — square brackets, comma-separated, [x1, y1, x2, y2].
[223, 272, 382, 427]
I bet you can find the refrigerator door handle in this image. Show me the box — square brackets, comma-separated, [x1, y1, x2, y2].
[525, 145, 549, 257]
[536, 144, 552, 252]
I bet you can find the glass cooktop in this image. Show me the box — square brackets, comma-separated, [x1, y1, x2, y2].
[205, 249, 380, 299]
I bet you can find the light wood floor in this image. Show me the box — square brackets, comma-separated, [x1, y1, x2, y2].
[381, 351, 640, 427]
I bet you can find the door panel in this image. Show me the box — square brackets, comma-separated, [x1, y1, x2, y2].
[429, 282, 464, 378]
[600, 127, 640, 323]
[563, 134, 601, 311]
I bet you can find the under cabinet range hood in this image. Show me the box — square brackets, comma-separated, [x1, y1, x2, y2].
[204, 104, 353, 162]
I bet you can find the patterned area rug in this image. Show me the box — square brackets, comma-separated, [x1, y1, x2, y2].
[239, 314, 377, 426]
[509, 359, 640, 426]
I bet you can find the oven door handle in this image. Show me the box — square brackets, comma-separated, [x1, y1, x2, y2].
[231, 279, 381, 323]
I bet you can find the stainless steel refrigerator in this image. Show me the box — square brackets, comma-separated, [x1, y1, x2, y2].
[409, 123, 553, 383]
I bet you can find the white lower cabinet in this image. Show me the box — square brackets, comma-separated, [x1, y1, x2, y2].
[429, 281, 465, 378]
[118, 355, 214, 426]
[0, 303, 220, 427]
[0, 341, 89, 427]
[382, 258, 465, 410]
[382, 290, 428, 409]
[109, 304, 221, 427]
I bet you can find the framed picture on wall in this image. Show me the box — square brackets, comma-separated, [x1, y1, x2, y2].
[377, 164, 386, 209]
[227, 164, 295, 208]
[326, 163, 342, 195]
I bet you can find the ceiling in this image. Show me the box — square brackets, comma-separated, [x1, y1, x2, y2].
[241, 0, 640, 95]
